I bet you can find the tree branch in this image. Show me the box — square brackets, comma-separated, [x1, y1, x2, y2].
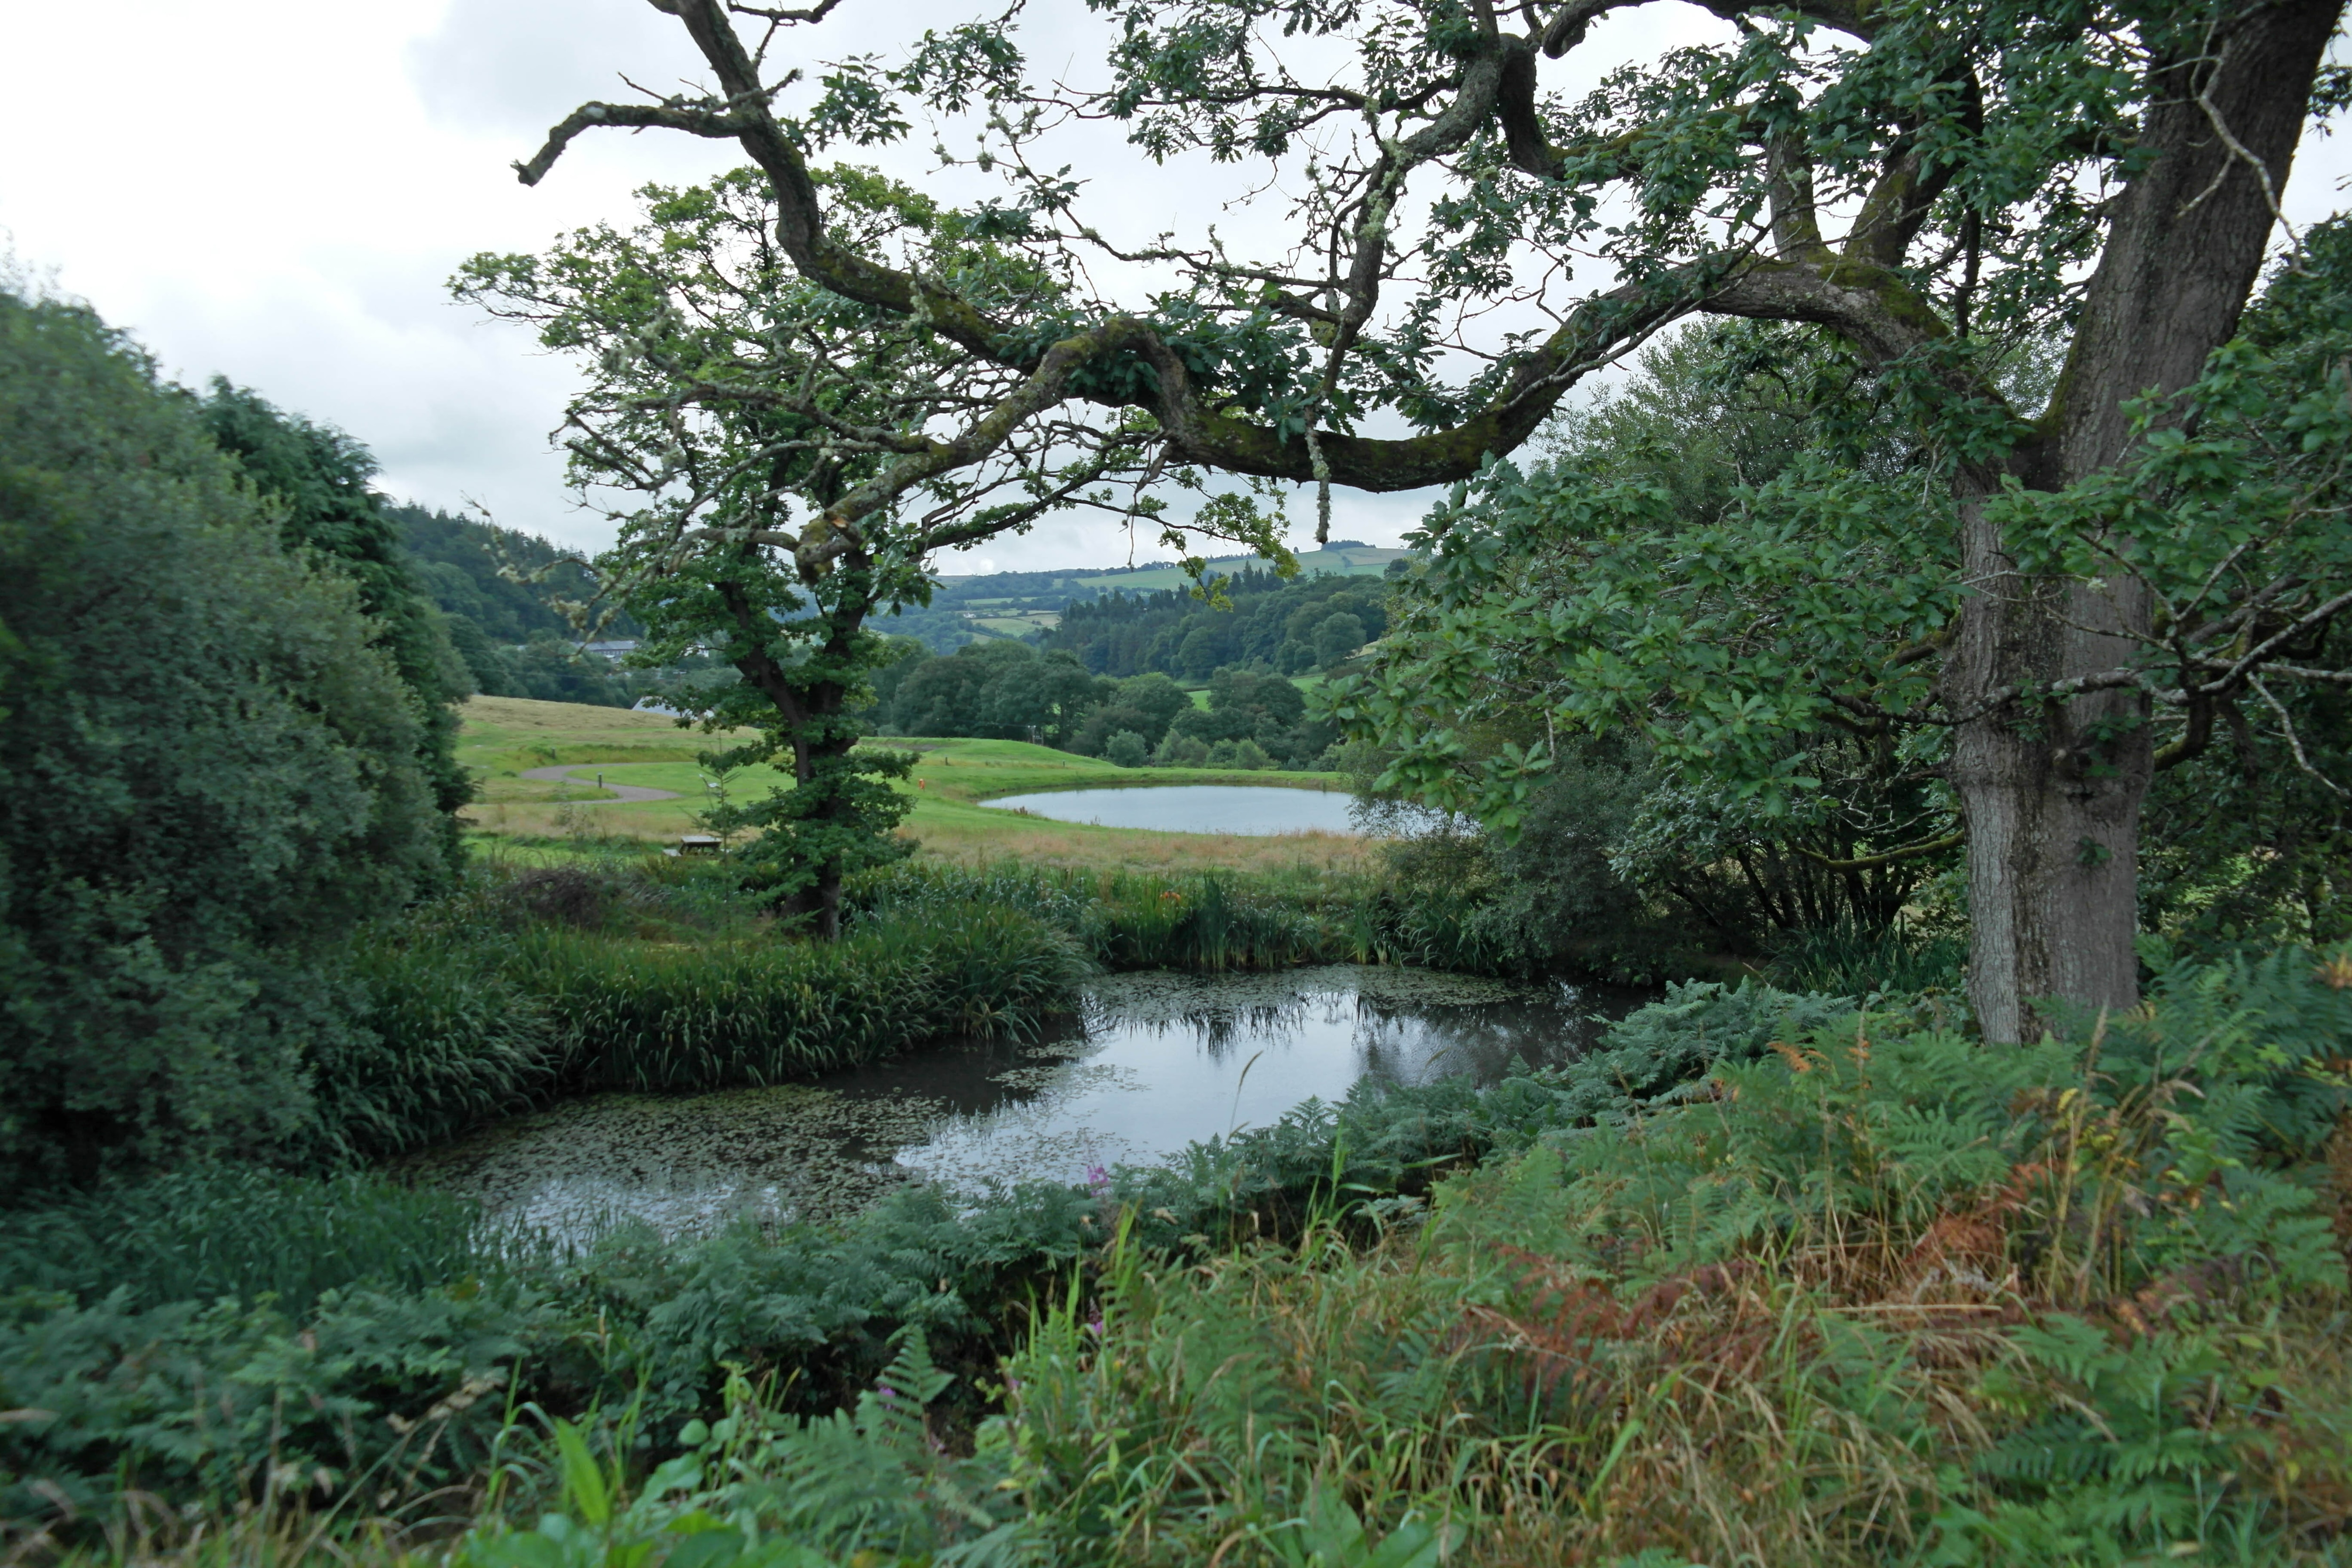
[1797, 830, 1964, 871]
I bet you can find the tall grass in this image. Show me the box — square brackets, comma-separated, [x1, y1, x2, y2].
[313, 931, 559, 1162]
[0, 1168, 502, 1312]
[847, 851, 1458, 973]
[518, 907, 1091, 1090]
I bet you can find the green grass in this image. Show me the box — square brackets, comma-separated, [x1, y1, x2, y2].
[461, 708, 1374, 873]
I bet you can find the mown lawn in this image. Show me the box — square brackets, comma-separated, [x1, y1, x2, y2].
[456, 696, 1372, 873]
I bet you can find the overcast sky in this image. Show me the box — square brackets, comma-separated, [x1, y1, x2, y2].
[3, 2, 2346, 573]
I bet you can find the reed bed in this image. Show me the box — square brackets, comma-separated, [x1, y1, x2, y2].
[517, 906, 1091, 1090]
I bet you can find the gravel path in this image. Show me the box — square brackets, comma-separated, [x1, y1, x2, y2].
[518, 764, 683, 803]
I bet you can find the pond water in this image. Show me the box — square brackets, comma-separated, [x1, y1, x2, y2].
[980, 784, 1360, 835]
[405, 965, 1652, 1242]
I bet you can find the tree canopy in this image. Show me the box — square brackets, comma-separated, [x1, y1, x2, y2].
[507, 0, 2346, 1024]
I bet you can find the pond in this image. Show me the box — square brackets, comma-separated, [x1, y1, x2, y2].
[981, 783, 1361, 835]
[405, 965, 1653, 1242]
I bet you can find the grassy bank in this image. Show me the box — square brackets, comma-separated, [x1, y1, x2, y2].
[300, 862, 1097, 1164]
[456, 696, 1373, 873]
[4, 947, 2349, 1564]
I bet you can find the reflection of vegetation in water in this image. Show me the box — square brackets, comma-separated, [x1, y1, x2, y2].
[410, 965, 1625, 1238]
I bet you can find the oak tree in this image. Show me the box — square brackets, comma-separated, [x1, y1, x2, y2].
[510, 0, 2344, 1024]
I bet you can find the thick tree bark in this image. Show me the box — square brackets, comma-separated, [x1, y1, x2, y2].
[1946, 0, 2340, 1039]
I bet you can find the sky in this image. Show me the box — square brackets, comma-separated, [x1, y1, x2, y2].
[2, 2, 2347, 574]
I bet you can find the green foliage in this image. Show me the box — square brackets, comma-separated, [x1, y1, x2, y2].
[10, 946, 2352, 1559]
[0, 1167, 500, 1313]
[1044, 565, 1389, 687]
[457, 165, 1290, 933]
[1768, 919, 1968, 998]
[1330, 334, 1959, 964]
[846, 861, 1337, 972]
[884, 640, 1105, 746]
[314, 923, 561, 1162]
[1328, 323, 1958, 830]
[0, 284, 448, 1194]
[454, 1342, 1031, 1568]
[988, 948, 2352, 1566]
[199, 382, 474, 849]
[394, 500, 634, 644]
[518, 907, 1090, 1090]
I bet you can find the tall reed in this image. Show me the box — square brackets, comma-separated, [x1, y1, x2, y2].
[515, 906, 1092, 1090]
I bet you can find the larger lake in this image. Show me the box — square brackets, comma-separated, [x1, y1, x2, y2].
[982, 783, 1359, 835]
[406, 965, 1652, 1242]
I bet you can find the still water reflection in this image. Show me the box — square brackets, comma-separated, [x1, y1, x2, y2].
[981, 784, 1359, 835]
[405, 965, 1650, 1241]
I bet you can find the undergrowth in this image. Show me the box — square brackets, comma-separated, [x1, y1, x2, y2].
[8, 946, 2350, 1565]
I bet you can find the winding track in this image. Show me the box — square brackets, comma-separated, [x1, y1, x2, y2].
[517, 764, 683, 804]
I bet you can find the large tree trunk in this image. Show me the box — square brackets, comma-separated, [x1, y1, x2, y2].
[1947, 498, 2153, 1043]
[1947, 0, 2340, 1039]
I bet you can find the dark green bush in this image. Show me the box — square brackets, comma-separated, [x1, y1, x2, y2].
[0, 285, 449, 1196]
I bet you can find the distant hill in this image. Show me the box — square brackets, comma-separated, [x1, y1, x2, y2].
[877, 542, 1412, 653]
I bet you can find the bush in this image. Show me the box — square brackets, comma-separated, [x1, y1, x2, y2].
[1104, 729, 1150, 768]
[1154, 732, 1210, 767]
[0, 285, 448, 1196]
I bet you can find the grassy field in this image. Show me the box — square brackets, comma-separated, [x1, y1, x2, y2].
[456, 695, 1374, 873]
[1054, 542, 1407, 590]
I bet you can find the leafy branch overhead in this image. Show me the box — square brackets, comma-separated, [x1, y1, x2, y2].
[509, 0, 2288, 507]
[490, 0, 2348, 1026]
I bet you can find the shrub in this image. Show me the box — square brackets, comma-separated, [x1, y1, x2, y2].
[1104, 729, 1150, 768]
[1154, 732, 1211, 767]
[0, 287, 447, 1196]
